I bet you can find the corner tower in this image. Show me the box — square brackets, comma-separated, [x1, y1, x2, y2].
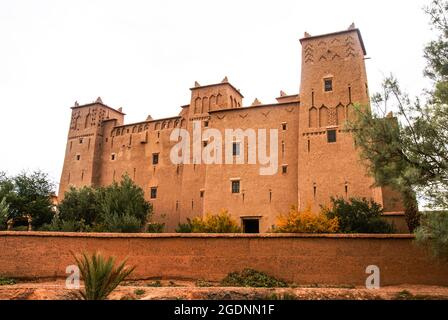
[189, 77, 243, 118]
[58, 98, 125, 198]
[297, 25, 381, 211]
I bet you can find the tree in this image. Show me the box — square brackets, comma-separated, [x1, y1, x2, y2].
[96, 175, 152, 232]
[415, 211, 448, 259]
[58, 186, 98, 226]
[424, 0, 448, 103]
[348, 0, 448, 232]
[0, 172, 14, 211]
[348, 80, 422, 232]
[0, 171, 55, 229]
[0, 197, 9, 229]
[324, 198, 395, 234]
[55, 174, 153, 233]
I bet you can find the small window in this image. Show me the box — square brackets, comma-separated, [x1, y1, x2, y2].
[152, 153, 159, 165]
[231, 180, 240, 194]
[204, 121, 209, 128]
[200, 190, 205, 198]
[203, 141, 208, 148]
[327, 130, 337, 143]
[79, 138, 83, 144]
[150, 187, 158, 199]
[324, 79, 333, 92]
[282, 165, 288, 174]
[282, 123, 287, 131]
[111, 154, 116, 161]
[232, 142, 240, 156]
[76, 154, 81, 161]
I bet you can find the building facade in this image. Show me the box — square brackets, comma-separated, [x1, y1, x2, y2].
[59, 25, 405, 232]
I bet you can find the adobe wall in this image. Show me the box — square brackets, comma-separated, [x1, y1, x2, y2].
[99, 117, 187, 231]
[298, 29, 379, 213]
[1, 232, 447, 286]
[204, 103, 300, 231]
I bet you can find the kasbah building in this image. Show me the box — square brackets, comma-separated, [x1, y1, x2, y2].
[58, 24, 407, 233]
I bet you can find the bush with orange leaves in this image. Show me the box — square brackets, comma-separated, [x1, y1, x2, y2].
[273, 206, 339, 234]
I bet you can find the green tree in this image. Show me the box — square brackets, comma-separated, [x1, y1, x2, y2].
[0, 171, 55, 229]
[324, 198, 395, 234]
[96, 174, 152, 233]
[0, 197, 10, 229]
[348, 1, 448, 232]
[424, 0, 448, 103]
[58, 186, 98, 227]
[415, 211, 448, 259]
[55, 175, 153, 233]
[0, 172, 15, 212]
[349, 80, 422, 232]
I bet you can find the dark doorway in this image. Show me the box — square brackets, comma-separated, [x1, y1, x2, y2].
[243, 219, 260, 234]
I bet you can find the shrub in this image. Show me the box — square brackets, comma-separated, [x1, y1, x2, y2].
[415, 211, 448, 259]
[176, 210, 241, 233]
[176, 221, 193, 233]
[97, 212, 143, 233]
[40, 216, 90, 232]
[134, 289, 145, 296]
[221, 269, 288, 288]
[72, 251, 135, 300]
[52, 175, 153, 233]
[325, 197, 396, 234]
[0, 277, 16, 286]
[274, 206, 339, 233]
[147, 222, 165, 233]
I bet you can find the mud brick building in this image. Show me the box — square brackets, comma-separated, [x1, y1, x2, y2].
[59, 25, 405, 232]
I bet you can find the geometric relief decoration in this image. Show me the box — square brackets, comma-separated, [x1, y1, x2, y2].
[328, 107, 337, 126]
[319, 106, 329, 127]
[336, 104, 346, 125]
[309, 107, 317, 128]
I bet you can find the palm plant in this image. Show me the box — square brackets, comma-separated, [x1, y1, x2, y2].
[72, 251, 135, 300]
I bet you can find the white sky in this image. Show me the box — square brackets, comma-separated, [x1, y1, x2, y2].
[0, 0, 434, 191]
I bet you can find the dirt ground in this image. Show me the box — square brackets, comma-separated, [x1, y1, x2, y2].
[1, 279, 448, 300]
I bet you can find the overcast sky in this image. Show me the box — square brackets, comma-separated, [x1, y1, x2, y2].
[0, 0, 434, 191]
